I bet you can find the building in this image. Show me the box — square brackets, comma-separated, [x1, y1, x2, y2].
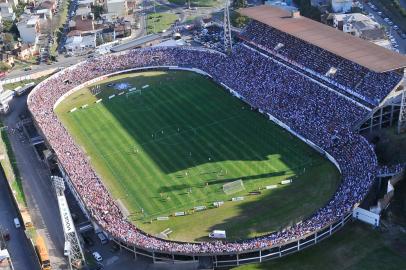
[0, 2, 15, 21]
[0, 249, 14, 270]
[331, 0, 352, 13]
[0, 53, 14, 66]
[68, 15, 95, 35]
[17, 16, 40, 44]
[64, 34, 96, 55]
[76, 0, 93, 16]
[14, 43, 35, 60]
[310, 0, 328, 8]
[105, 0, 128, 17]
[0, 0, 17, 9]
[333, 13, 391, 49]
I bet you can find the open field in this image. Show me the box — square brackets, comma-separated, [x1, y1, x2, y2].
[146, 13, 178, 34]
[233, 221, 406, 270]
[55, 70, 339, 241]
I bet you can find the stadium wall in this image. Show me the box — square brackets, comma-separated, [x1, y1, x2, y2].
[35, 65, 356, 268]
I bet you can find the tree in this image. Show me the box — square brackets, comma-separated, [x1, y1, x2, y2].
[93, 5, 105, 19]
[233, 0, 246, 9]
[2, 20, 19, 36]
[232, 14, 248, 28]
[0, 62, 11, 72]
[2, 33, 15, 51]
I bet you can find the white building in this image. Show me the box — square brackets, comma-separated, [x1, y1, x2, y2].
[331, 0, 353, 13]
[17, 16, 40, 44]
[105, 0, 128, 17]
[333, 13, 391, 49]
[64, 34, 96, 55]
[0, 2, 15, 21]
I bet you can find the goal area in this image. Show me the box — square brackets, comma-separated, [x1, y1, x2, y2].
[223, 179, 245, 195]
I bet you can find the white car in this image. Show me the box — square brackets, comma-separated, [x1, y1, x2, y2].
[92, 251, 102, 262]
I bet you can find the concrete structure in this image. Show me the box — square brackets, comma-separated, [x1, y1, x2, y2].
[331, 0, 352, 13]
[0, 2, 15, 21]
[333, 13, 391, 49]
[0, 249, 13, 270]
[17, 16, 40, 44]
[239, 5, 406, 72]
[64, 34, 96, 55]
[105, 0, 128, 17]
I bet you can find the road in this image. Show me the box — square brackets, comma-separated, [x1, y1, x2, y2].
[0, 165, 39, 270]
[364, 2, 406, 54]
[4, 96, 69, 269]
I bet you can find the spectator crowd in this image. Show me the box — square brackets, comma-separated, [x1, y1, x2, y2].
[240, 21, 402, 107]
[28, 41, 384, 254]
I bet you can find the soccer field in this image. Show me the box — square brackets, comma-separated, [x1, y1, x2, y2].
[55, 70, 340, 241]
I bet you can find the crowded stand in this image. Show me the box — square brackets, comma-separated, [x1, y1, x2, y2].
[28, 45, 378, 254]
[240, 21, 402, 106]
[377, 164, 405, 176]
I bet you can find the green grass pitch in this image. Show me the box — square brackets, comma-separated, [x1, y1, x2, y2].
[55, 71, 340, 241]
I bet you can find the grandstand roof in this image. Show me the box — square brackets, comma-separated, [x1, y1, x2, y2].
[238, 5, 406, 73]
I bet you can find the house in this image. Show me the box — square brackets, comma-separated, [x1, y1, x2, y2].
[69, 15, 95, 34]
[331, 0, 352, 13]
[0, 2, 15, 21]
[38, 0, 55, 12]
[14, 43, 35, 60]
[17, 15, 40, 44]
[113, 20, 131, 38]
[0, 0, 18, 8]
[76, 0, 93, 16]
[64, 34, 96, 55]
[0, 53, 14, 66]
[105, 0, 128, 17]
[76, 5, 92, 16]
[36, 9, 53, 20]
[333, 13, 391, 49]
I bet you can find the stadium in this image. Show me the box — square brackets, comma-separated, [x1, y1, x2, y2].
[27, 5, 406, 269]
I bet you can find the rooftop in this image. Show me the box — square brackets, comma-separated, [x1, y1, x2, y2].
[238, 5, 406, 72]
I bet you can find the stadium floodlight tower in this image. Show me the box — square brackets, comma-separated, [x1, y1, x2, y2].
[397, 90, 406, 133]
[223, 0, 233, 54]
[52, 176, 85, 270]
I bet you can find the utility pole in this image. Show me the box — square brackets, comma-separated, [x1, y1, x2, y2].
[223, 0, 232, 54]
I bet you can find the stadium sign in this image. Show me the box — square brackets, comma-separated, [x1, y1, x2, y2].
[57, 195, 75, 234]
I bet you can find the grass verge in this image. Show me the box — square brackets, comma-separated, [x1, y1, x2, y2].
[147, 13, 178, 34]
[0, 121, 26, 207]
[234, 222, 406, 270]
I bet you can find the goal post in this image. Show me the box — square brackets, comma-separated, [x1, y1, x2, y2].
[126, 89, 142, 98]
[223, 179, 245, 195]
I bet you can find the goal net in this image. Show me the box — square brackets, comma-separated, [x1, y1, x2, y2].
[223, 179, 245, 195]
[126, 90, 142, 98]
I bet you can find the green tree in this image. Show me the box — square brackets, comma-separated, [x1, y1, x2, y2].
[232, 14, 248, 28]
[2, 33, 15, 51]
[0, 62, 11, 72]
[233, 0, 246, 9]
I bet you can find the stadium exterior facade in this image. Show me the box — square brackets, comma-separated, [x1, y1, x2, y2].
[27, 44, 383, 267]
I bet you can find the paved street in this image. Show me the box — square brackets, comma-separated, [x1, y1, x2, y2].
[364, 2, 406, 53]
[0, 166, 39, 270]
[4, 96, 69, 269]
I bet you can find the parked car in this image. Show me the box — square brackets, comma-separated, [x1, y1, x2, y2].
[92, 251, 102, 262]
